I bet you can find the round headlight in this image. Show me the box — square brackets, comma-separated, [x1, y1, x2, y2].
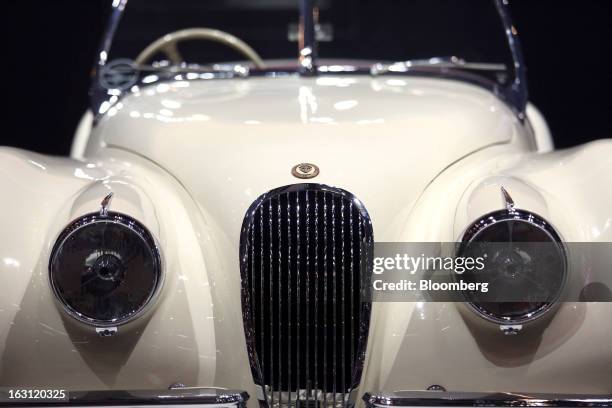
[49, 212, 162, 326]
[457, 209, 566, 324]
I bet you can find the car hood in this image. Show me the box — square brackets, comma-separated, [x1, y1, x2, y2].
[92, 75, 529, 240]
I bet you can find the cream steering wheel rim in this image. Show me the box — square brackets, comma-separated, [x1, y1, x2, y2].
[135, 28, 265, 69]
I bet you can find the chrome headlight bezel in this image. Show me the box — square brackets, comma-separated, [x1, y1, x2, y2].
[48, 211, 163, 327]
[457, 208, 567, 325]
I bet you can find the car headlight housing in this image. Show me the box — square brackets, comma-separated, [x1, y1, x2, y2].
[49, 212, 162, 327]
[457, 207, 566, 325]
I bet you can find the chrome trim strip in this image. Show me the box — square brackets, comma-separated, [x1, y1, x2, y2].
[363, 391, 612, 407]
[370, 57, 507, 76]
[0, 387, 249, 407]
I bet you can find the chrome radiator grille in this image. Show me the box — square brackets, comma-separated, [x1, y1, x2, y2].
[240, 184, 373, 408]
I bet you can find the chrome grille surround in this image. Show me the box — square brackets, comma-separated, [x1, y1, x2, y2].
[240, 184, 373, 408]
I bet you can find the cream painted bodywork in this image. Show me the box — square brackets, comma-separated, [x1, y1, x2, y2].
[1, 75, 611, 402]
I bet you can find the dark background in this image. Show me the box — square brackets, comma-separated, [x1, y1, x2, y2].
[2, 0, 611, 156]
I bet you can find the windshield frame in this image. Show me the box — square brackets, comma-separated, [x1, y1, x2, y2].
[89, 0, 528, 121]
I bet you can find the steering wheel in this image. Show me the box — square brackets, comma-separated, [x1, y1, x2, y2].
[135, 28, 265, 69]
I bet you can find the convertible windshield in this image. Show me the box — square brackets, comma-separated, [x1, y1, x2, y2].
[93, 0, 523, 117]
[101, 0, 512, 71]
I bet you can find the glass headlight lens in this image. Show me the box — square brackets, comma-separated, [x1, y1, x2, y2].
[457, 209, 566, 324]
[49, 212, 162, 326]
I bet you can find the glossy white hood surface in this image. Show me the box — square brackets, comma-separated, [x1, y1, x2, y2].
[4, 74, 612, 399]
[91, 75, 531, 242]
[84, 76, 536, 396]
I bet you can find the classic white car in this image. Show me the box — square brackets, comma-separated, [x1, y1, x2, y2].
[1, 0, 611, 407]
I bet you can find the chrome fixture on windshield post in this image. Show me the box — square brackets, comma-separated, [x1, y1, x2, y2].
[298, 0, 317, 76]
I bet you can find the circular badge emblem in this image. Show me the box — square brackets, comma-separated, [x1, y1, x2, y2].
[99, 58, 139, 91]
[291, 163, 320, 179]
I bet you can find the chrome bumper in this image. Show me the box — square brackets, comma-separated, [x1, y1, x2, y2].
[363, 391, 612, 407]
[0, 387, 248, 407]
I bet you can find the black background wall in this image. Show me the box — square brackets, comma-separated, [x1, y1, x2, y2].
[2, 0, 611, 156]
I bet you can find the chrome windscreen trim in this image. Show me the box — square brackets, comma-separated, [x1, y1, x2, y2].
[363, 391, 612, 407]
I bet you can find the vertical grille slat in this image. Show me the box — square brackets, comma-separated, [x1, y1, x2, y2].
[313, 190, 320, 399]
[241, 184, 373, 408]
[331, 195, 337, 408]
[287, 193, 292, 408]
[295, 191, 301, 407]
[305, 191, 311, 407]
[349, 202, 354, 371]
[269, 199, 274, 403]
[258, 205, 264, 379]
[259, 205, 265, 396]
[277, 197, 283, 406]
[340, 200, 346, 407]
[322, 192, 329, 407]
